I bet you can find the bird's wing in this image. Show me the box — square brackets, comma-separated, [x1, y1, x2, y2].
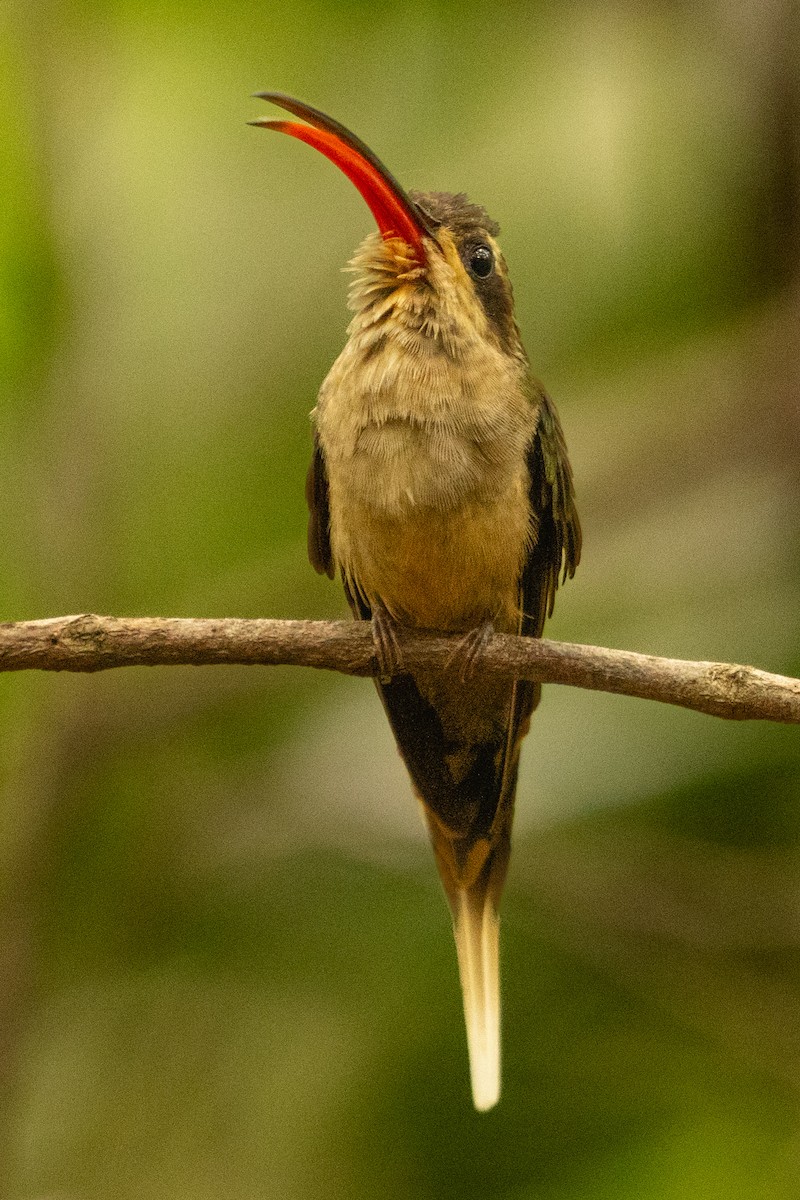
[506, 386, 582, 755]
[520, 387, 582, 640]
[305, 432, 335, 579]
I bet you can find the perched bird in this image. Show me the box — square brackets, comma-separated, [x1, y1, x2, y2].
[251, 94, 581, 1111]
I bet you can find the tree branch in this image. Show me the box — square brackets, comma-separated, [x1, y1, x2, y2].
[0, 613, 797, 724]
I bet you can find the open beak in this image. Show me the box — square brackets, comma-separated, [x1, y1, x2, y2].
[250, 93, 437, 263]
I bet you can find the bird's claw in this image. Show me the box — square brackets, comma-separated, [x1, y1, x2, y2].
[445, 620, 495, 683]
[372, 606, 403, 682]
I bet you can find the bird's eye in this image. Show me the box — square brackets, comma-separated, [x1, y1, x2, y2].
[468, 244, 494, 279]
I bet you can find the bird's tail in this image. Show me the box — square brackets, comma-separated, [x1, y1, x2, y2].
[451, 885, 501, 1111]
[422, 802, 511, 1112]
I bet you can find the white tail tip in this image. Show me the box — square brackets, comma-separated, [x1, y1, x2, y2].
[453, 889, 501, 1111]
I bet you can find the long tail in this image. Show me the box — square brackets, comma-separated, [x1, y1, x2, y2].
[372, 670, 518, 1111]
[452, 887, 501, 1111]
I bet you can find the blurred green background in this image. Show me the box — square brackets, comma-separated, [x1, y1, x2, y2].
[2, 0, 799, 1196]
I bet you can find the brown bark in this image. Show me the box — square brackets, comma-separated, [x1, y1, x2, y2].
[0, 613, 797, 724]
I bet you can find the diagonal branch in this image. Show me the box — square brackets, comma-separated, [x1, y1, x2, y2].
[0, 613, 798, 724]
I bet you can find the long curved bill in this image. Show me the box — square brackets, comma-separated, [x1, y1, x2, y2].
[250, 93, 437, 262]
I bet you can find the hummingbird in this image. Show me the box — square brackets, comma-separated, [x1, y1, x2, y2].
[251, 94, 581, 1111]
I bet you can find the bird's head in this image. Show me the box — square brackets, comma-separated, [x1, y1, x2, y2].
[251, 94, 524, 361]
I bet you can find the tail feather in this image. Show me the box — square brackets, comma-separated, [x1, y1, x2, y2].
[452, 888, 501, 1112]
[375, 671, 516, 1111]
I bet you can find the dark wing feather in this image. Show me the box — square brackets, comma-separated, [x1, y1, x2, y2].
[305, 433, 334, 578]
[521, 388, 582, 639]
[509, 387, 582, 747]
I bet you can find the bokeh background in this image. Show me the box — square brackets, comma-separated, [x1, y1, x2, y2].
[2, 1, 799, 1196]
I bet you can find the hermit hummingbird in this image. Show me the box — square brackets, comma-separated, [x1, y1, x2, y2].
[251, 94, 581, 1110]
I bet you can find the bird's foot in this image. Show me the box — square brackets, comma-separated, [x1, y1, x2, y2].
[371, 605, 403, 682]
[446, 620, 495, 683]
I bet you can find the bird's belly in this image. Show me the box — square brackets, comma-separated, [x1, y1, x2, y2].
[330, 469, 532, 632]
